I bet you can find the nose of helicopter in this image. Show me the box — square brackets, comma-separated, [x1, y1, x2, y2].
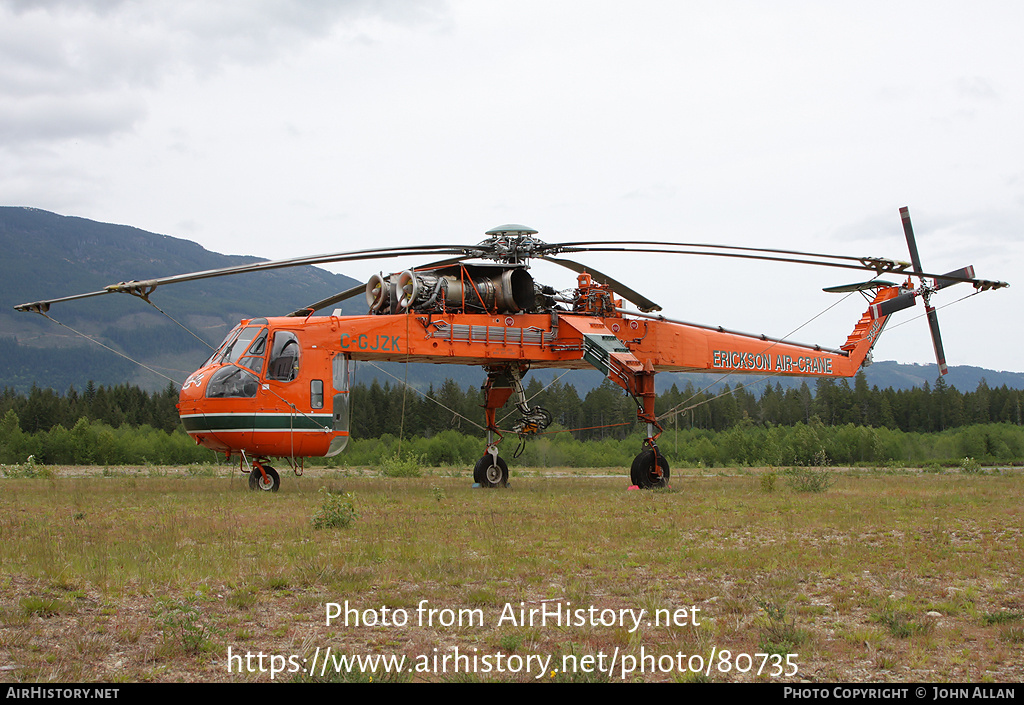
[176, 367, 207, 446]
[178, 368, 209, 404]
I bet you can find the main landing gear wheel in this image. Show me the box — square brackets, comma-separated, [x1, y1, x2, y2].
[249, 464, 280, 492]
[473, 454, 509, 488]
[630, 449, 670, 489]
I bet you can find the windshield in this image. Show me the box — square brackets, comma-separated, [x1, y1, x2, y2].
[205, 364, 259, 398]
[204, 325, 242, 367]
[204, 325, 267, 369]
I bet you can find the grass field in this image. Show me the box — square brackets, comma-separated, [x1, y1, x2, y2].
[0, 464, 1021, 683]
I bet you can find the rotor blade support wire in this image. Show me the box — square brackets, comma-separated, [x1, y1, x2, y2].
[32, 311, 185, 388]
[397, 313, 412, 455]
[880, 288, 982, 335]
[361, 361, 486, 432]
[141, 297, 217, 351]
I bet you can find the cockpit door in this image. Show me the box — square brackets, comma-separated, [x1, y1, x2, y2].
[328, 353, 350, 455]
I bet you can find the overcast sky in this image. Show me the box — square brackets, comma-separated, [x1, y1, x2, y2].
[3, 0, 1022, 373]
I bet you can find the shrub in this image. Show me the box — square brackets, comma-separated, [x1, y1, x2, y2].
[784, 464, 835, 493]
[960, 456, 981, 474]
[873, 606, 936, 639]
[312, 488, 357, 529]
[756, 599, 809, 654]
[21, 596, 71, 617]
[379, 451, 423, 478]
[2, 455, 53, 479]
[154, 598, 215, 654]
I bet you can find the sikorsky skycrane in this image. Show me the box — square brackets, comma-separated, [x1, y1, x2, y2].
[14, 207, 1007, 491]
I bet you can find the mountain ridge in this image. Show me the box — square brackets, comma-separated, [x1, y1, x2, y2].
[0, 207, 359, 392]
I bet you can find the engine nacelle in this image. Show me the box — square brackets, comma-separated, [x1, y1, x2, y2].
[366, 272, 390, 312]
[372, 266, 535, 314]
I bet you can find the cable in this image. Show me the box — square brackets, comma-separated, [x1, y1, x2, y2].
[34, 311, 184, 388]
[879, 290, 981, 334]
[361, 361, 486, 431]
[496, 368, 572, 426]
[142, 298, 216, 350]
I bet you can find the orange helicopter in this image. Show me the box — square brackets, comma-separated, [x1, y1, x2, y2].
[14, 207, 1007, 491]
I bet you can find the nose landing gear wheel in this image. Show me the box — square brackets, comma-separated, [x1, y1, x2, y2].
[249, 464, 280, 492]
[473, 454, 509, 488]
[630, 450, 669, 489]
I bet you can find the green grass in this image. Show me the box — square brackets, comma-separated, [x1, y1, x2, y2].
[0, 466, 1022, 682]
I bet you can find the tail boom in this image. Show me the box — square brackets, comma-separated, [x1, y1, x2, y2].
[618, 286, 902, 379]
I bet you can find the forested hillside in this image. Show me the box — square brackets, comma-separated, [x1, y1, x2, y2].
[0, 207, 359, 392]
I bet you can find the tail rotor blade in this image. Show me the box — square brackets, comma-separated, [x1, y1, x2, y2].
[869, 290, 917, 318]
[900, 206, 950, 375]
[900, 206, 925, 274]
[926, 304, 948, 375]
[934, 265, 976, 291]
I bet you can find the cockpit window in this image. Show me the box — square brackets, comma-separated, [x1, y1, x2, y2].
[238, 329, 268, 374]
[205, 325, 267, 370]
[266, 331, 300, 382]
[205, 365, 258, 398]
[223, 327, 261, 365]
[204, 325, 242, 367]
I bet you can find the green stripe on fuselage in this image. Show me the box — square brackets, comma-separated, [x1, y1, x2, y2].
[181, 414, 332, 432]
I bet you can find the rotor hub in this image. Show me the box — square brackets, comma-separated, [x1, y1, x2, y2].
[474, 224, 552, 264]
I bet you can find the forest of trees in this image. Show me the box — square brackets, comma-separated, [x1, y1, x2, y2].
[0, 381, 181, 435]
[1, 372, 1022, 468]
[346, 372, 1024, 439]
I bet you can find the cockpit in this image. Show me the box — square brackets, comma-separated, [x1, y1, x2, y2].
[202, 320, 300, 398]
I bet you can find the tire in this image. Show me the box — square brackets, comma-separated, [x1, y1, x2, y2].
[249, 464, 280, 492]
[473, 454, 509, 488]
[630, 450, 669, 489]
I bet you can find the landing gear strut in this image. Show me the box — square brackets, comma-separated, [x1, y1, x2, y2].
[476, 364, 550, 489]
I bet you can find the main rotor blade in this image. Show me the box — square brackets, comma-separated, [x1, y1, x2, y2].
[547, 241, 1006, 290]
[285, 283, 365, 317]
[284, 255, 470, 317]
[551, 239, 890, 266]
[542, 256, 662, 312]
[109, 245, 465, 287]
[552, 243, 912, 278]
[14, 244, 466, 312]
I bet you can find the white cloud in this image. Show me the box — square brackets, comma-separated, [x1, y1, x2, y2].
[0, 0, 449, 144]
[1, 0, 1021, 371]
